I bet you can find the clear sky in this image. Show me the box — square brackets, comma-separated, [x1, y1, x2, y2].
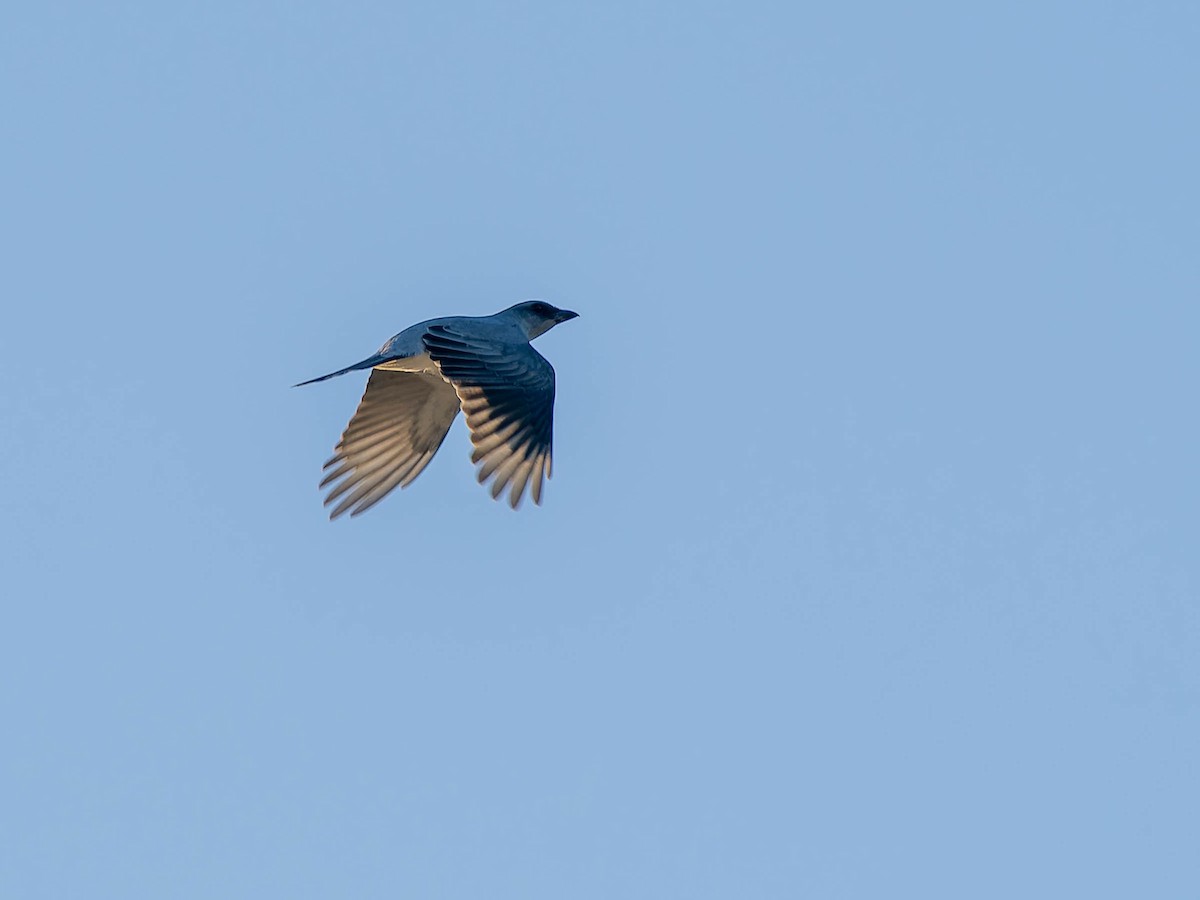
[2, 2, 1197, 897]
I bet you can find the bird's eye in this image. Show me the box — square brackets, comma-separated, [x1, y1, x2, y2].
[533, 303, 552, 316]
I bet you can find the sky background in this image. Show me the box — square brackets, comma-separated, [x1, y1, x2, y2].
[2, 2, 1198, 897]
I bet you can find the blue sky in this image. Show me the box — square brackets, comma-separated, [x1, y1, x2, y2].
[2, 2, 1198, 897]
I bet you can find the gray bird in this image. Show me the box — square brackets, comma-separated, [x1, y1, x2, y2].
[298, 300, 579, 518]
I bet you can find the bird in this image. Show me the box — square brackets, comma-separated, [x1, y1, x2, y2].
[297, 300, 579, 518]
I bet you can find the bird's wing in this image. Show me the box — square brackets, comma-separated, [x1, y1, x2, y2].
[422, 324, 556, 509]
[320, 369, 461, 519]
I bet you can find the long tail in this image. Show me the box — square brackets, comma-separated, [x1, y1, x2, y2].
[294, 355, 389, 387]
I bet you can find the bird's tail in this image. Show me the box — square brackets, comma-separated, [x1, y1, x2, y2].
[294, 355, 389, 387]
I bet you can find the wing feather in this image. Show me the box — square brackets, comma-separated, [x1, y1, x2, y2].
[319, 369, 460, 519]
[423, 325, 557, 509]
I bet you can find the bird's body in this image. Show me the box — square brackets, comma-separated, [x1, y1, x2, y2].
[298, 301, 578, 518]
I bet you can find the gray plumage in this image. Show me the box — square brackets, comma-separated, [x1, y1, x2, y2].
[298, 300, 578, 518]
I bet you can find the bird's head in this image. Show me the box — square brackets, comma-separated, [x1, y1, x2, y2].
[506, 300, 579, 340]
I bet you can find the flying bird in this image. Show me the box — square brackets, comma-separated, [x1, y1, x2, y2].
[298, 300, 579, 518]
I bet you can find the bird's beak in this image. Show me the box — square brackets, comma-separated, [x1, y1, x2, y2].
[556, 309, 579, 323]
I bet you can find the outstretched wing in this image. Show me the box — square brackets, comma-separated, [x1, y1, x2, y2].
[422, 325, 556, 509]
[320, 369, 461, 519]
